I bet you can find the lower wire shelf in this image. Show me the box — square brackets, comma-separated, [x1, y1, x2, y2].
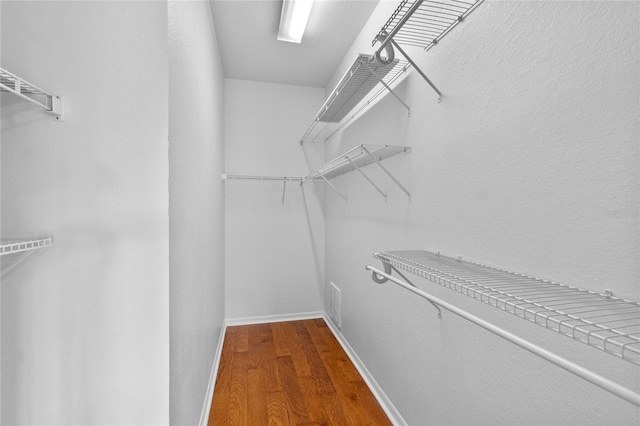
[372, 250, 640, 366]
[1, 237, 53, 277]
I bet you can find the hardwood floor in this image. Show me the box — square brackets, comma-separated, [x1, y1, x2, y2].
[208, 318, 392, 425]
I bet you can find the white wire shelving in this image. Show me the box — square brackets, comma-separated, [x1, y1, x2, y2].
[1, 237, 53, 277]
[302, 144, 411, 201]
[373, 0, 485, 52]
[299, 0, 485, 145]
[299, 54, 410, 144]
[371, 0, 485, 101]
[222, 174, 303, 204]
[0, 67, 63, 120]
[371, 250, 640, 365]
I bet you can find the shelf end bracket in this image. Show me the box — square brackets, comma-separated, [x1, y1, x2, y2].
[391, 40, 442, 102]
[369, 259, 441, 319]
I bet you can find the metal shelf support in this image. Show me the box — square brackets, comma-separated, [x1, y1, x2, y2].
[302, 144, 411, 201]
[361, 145, 411, 200]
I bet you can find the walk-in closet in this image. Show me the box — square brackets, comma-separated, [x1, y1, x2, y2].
[1, 0, 638, 424]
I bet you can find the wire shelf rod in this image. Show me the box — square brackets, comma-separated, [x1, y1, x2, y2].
[366, 264, 640, 407]
[372, 250, 640, 365]
[221, 174, 302, 181]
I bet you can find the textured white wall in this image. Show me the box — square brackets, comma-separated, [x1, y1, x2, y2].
[168, 1, 225, 424]
[323, 1, 639, 424]
[1, 1, 169, 424]
[225, 79, 325, 320]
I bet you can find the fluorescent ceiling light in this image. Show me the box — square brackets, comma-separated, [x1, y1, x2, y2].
[278, 0, 314, 43]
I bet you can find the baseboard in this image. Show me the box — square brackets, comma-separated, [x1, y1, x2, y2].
[224, 311, 324, 327]
[323, 314, 407, 426]
[198, 324, 227, 426]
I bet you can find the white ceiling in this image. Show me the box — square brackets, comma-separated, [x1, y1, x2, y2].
[209, 0, 380, 88]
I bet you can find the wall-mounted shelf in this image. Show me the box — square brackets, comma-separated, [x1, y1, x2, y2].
[373, 0, 485, 52]
[302, 144, 411, 201]
[300, 55, 410, 144]
[222, 174, 303, 204]
[0, 67, 63, 120]
[371, 0, 485, 101]
[372, 250, 640, 365]
[1, 237, 53, 277]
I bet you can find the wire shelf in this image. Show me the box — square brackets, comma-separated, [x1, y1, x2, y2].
[372, 250, 640, 365]
[303, 144, 409, 182]
[373, 0, 485, 52]
[0, 67, 63, 119]
[1, 237, 53, 277]
[300, 55, 410, 144]
[222, 174, 302, 181]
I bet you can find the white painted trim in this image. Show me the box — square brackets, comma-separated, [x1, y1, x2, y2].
[323, 314, 407, 426]
[224, 311, 324, 327]
[198, 325, 227, 426]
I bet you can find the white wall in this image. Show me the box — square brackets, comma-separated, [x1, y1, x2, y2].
[168, 1, 225, 424]
[323, 1, 639, 424]
[1, 1, 170, 425]
[224, 79, 325, 320]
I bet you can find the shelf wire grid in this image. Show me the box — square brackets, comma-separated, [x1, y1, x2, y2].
[373, 250, 640, 365]
[303, 144, 410, 182]
[373, 0, 485, 52]
[1, 237, 53, 277]
[300, 56, 409, 143]
[0, 67, 54, 111]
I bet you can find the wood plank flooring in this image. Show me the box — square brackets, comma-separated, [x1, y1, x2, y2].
[208, 318, 392, 426]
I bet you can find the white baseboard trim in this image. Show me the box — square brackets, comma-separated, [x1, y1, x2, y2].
[323, 314, 407, 426]
[224, 311, 324, 327]
[198, 324, 227, 426]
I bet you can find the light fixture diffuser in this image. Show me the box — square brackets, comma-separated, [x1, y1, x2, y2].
[277, 0, 314, 43]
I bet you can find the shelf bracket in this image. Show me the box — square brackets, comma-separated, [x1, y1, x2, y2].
[281, 180, 287, 204]
[360, 59, 411, 116]
[344, 155, 387, 200]
[390, 40, 442, 103]
[320, 175, 348, 202]
[361, 145, 411, 200]
[370, 258, 441, 319]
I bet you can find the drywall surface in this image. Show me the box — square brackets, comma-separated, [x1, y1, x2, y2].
[323, 1, 639, 424]
[0, 1, 169, 425]
[168, 1, 225, 424]
[224, 79, 325, 320]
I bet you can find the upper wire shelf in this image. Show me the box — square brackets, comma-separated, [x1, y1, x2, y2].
[1, 237, 53, 278]
[372, 250, 640, 365]
[373, 0, 485, 52]
[300, 54, 410, 144]
[0, 67, 63, 120]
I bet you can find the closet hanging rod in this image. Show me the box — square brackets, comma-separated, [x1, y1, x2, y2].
[365, 264, 640, 408]
[221, 174, 302, 181]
